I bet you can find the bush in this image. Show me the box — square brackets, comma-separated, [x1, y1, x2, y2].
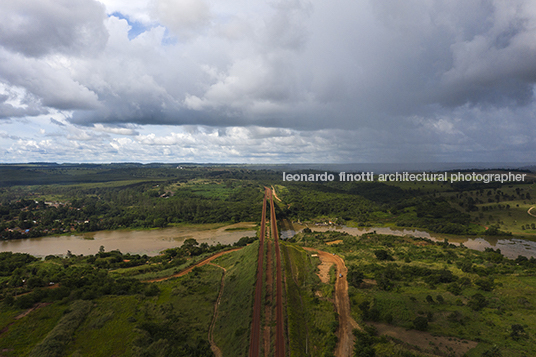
[347, 266, 364, 288]
[374, 250, 393, 261]
[413, 316, 428, 331]
[468, 293, 488, 311]
[144, 284, 161, 297]
[510, 324, 529, 340]
[475, 277, 494, 291]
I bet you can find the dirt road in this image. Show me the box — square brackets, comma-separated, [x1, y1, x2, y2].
[304, 247, 360, 357]
[142, 248, 242, 283]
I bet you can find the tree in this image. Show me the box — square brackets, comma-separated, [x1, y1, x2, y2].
[347, 266, 364, 288]
[182, 238, 199, 256]
[413, 316, 428, 331]
[153, 217, 166, 228]
[475, 277, 495, 291]
[468, 293, 488, 311]
[510, 324, 528, 340]
[373, 250, 393, 261]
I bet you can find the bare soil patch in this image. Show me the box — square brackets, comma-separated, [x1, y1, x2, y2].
[222, 222, 256, 230]
[360, 279, 377, 288]
[315, 258, 334, 284]
[271, 186, 282, 202]
[326, 240, 343, 245]
[370, 322, 478, 357]
[304, 248, 360, 357]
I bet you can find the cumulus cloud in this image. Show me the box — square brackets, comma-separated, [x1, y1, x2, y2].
[0, 0, 108, 58]
[151, 0, 211, 37]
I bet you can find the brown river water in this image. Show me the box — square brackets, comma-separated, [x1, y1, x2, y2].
[281, 223, 536, 259]
[0, 223, 256, 257]
[3, 221, 535, 259]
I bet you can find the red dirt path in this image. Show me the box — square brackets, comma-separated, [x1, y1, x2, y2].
[304, 247, 360, 357]
[142, 248, 242, 283]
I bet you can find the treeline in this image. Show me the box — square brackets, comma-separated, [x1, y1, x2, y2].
[392, 197, 477, 235]
[0, 180, 264, 240]
[275, 183, 380, 222]
[0, 164, 281, 188]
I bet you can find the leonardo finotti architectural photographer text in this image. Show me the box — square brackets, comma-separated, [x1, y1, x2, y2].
[282, 171, 527, 184]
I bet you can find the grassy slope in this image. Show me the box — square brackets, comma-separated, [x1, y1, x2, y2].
[212, 242, 258, 357]
[282, 242, 337, 357]
[0, 264, 223, 356]
[0, 303, 70, 357]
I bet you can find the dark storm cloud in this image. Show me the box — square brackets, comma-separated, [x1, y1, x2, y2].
[4, 0, 536, 131]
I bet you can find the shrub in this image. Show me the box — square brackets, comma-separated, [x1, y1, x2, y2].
[413, 316, 428, 331]
[374, 250, 393, 261]
[144, 284, 160, 297]
[468, 293, 488, 311]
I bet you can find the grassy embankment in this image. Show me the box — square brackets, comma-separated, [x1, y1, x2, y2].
[211, 242, 258, 356]
[282, 242, 338, 357]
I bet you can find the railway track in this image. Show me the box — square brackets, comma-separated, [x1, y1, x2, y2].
[270, 189, 286, 357]
[249, 187, 286, 357]
[249, 188, 268, 357]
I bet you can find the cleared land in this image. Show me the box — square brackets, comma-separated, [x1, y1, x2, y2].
[304, 247, 360, 357]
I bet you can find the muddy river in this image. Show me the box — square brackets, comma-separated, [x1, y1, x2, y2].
[281, 224, 536, 259]
[0, 223, 257, 257]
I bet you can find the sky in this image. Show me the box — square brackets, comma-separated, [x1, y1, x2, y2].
[0, 0, 535, 164]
